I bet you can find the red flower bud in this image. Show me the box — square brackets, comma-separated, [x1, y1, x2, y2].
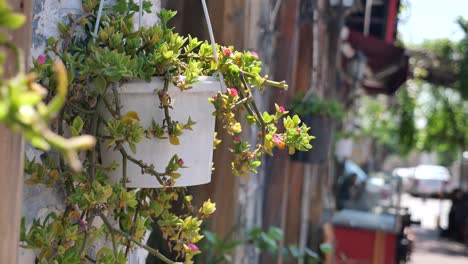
[233, 136, 241, 142]
[278, 106, 286, 113]
[223, 48, 232, 56]
[187, 243, 199, 252]
[178, 159, 184, 166]
[228, 88, 238, 97]
[37, 55, 46, 65]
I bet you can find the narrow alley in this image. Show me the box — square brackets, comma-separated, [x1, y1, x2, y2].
[402, 194, 468, 263]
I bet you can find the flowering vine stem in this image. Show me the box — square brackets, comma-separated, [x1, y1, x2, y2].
[180, 54, 288, 90]
[111, 83, 122, 118]
[99, 211, 119, 260]
[97, 211, 175, 264]
[102, 82, 170, 185]
[88, 97, 102, 183]
[230, 97, 253, 110]
[124, 190, 145, 257]
[241, 70, 288, 90]
[122, 154, 128, 187]
[79, 213, 96, 258]
[116, 142, 166, 185]
[161, 73, 174, 135]
[240, 73, 267, 146]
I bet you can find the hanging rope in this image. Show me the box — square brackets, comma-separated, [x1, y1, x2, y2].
[138, 0, 143, 28]
[93, 0, 106, 37]
[201, 0, 226, 92]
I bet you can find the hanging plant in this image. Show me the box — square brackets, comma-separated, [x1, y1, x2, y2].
[21, 1, 314, 264]
[288, 92, 344, 120]
[288, 92, 343, 163]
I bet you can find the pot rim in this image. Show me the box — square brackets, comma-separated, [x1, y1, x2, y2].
[116, 76, 222, 94]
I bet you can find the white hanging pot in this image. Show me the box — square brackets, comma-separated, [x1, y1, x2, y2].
[101, 76, 220, 188]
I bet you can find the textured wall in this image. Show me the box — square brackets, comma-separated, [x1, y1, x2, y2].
[21, 1, 160, 263]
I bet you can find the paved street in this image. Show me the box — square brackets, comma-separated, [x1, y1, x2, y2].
[401, 194, 468, 263]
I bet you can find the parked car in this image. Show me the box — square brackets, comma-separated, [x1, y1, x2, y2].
[408, 165, 450, 198]
[392, 167, 415, 193]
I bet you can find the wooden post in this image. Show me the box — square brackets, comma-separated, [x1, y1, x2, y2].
[0, 1, 32, 263]
[298, 164, 317, 264]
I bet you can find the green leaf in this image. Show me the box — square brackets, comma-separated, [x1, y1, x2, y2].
[47, 37, 56, 46]
[267, 226, 284, 241]
[163, 50, 174, 59]
[94, 76, 107, 95]
[203, 230, 219, 245]
[224, 254, 232, 262]
[224, 240, 241, 251]
[319, 243, 333, 254]
[17, 92, 42, 106]
[0, 13, 25, 29]
[170, 172, 181, 179]
[250, 160, 261, 168]
[128, 142, 137, 154]
[72, 116, 84, 135]
[260, 232, 277, 251]
[289, 245, 303, 258]
[304, 248, 319, 259]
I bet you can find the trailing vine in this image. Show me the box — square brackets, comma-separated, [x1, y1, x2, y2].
[20, 1, 314, 264]
[0, 0, 95, 171]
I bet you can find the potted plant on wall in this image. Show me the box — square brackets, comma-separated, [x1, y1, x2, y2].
[289, 92, 344, 163]
[21, 1, 315, 263]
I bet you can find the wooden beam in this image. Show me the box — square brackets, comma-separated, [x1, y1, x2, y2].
[262, 0, 301, 263]
[0, 1, 33, 263]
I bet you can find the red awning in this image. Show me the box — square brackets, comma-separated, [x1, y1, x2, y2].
[343, 29, 409, 95]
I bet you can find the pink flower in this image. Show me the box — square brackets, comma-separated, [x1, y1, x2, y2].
[278, 106, 286, 113]
[296, 129, 301, 133]
[37, 55, 46, 65]
[273, 135, 286, 149]
[211, 95, 218, 100]
[228, 88, 238, 97]
[233, 136, 241, 142]
[273, 135, 282, 144]
[223, 48, 232, 57]
[251, 51, 258, 58]
[187, 243, 199, 252]
[178, 159, 184, 166]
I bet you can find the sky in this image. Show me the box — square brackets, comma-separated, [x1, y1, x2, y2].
[398, 0, 468, 44]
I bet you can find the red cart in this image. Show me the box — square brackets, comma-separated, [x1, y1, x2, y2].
[333, 172, 419, 264]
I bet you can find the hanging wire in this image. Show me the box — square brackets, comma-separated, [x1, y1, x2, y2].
[201, 0, 218, 62]
[201, 0, 226, 92]
[93, 0, 106, 37]
[138, 0, 143, 28]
